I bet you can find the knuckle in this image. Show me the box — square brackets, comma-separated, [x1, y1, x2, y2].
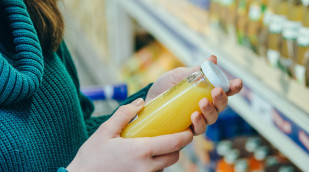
[172, 140, 183, 150]
[207, 113, 219, 125]
[117, 105, 131, 114]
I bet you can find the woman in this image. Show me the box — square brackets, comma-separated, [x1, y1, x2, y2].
[0, 0, 242, 171]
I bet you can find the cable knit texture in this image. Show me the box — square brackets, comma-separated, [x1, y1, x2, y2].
[0, 0, 152, 171]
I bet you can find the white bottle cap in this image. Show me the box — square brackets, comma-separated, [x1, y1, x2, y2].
[201, 61, 230, 92]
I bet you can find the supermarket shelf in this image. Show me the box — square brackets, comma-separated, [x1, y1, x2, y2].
[117, 0, 309, 170]
[229, 95, 309, 170]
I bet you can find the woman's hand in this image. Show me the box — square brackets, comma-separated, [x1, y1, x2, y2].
[145, 55, 243, 135]
[67, 98, 193, 172]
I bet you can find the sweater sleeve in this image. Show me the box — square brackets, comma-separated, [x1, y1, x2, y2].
[85, 83, 153, 136]
[55, 41, 154, 136]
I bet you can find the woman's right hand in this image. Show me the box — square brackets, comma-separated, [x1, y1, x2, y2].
[66, 98, 193, 172]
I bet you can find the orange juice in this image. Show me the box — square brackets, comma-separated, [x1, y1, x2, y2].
[249, 146, 269, 170]
[216, 149, 240, 172]
[295, 2, 309, 84]
[121, 61, 230, 138]
[266, 0, 288, 67]
[279, 0, 303, 74]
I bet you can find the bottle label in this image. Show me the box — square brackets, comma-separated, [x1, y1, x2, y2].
[297, 27, 309, 47]
[268, 14, 286, 34]
[249, 4, 262, 21]
[295, 64, 306, 84]
[267, 49, 280, 67]
[280, 58, 292, 68]
[282, 21, 302, 40]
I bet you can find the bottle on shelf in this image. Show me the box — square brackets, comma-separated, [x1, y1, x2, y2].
[294, 1, 309, 86]
[216, 149, 240, 172]
[233, 159, 249, 172]
[220, 0, 238, 34]
[248, 146, 269, 171]
[209, 0, 221, 24]
[259, 0, 277, 56]
[278, 165, 295, 172]
[236, 0, 252, 45]
[121, 61, 230, 138]
[279, 0, 304, 75]
[266, 0, 289, 67]
[244, 137, 261, 158]
[217, 140, 233, 158]
[265, 155, 280, 168]
[246, 0, 266, 53]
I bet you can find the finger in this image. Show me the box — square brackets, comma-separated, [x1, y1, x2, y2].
[191, 111, 207, 135]
[212, 87, 228, 113]
[105, 98, 144, 135]
[226, 79, 243, 96]
[152, 151, 180, 171]
[145, 129, 193, 156]
[208, 55, 217, 64]
[199, 98, 219, 125]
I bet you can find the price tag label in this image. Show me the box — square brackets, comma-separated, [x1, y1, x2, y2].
[251, 93, 272, 123]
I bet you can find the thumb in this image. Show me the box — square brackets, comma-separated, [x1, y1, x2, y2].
[106, 98, 144, 135]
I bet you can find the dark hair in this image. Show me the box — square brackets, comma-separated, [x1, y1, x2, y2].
[24, 0, 64, 52]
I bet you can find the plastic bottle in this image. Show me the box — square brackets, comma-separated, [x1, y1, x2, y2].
[244, 137, 261, 157]
[121, 61, 230, 138]
[265, 155, 279, 168]
[295, 1, 309, 85]
[278, 166, 295, 172]
[249, 146, 269, 171]
[217, 140, 233, 158]
[233, 159, 249, 172]
[216, 149, 240, 172]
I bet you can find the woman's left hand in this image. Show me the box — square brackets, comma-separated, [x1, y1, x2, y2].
[145, 55, 243, 135]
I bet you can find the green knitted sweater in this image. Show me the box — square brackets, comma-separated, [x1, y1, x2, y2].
[0, 1, 152, 171]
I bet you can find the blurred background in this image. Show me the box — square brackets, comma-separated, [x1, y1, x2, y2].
[59, 0, 309, 171]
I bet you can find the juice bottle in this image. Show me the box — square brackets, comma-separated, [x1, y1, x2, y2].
[217, 140, 233, 158]
[259, 0, 277, 56]
[216, 149, 240, 172]
[209, 0, 221, 24]
[244, 137, 261, 157]
[266, 0, 289, 67]
[278, 166, 295, 172]
[294, 2, 309, 85]
[233, 159, 249, 172]
[279, 0, 303, 75]
[121, 61, 230, 138]
[236, 0, 252, 45]
[265, 155, 279, 168]
[246, 0, 266, 53]
[249, 146, 269, 170]
[220, 0, 237, 33]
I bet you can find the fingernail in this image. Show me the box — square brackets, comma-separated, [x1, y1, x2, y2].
[218, 88, 224, 98]
[134, 98, 144, 106]
[199, 98, 207, 106]
[238, 80, 243, 90]
[196, 113, 201, 121]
